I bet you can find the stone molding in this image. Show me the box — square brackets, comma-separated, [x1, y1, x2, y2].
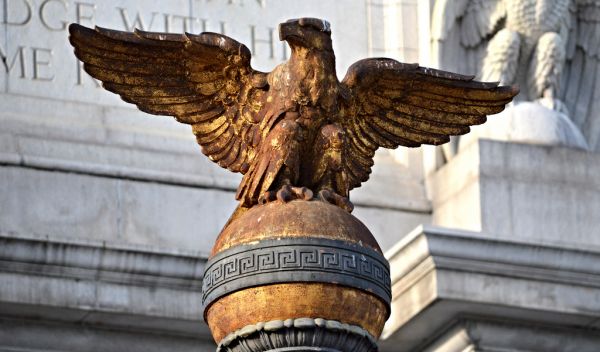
[202, 238, 391, 309]
[423, 319, 600, 352]
[0, 232, 207, 289]
[386, 225, 600, 293]
[0, 232, 211, 338]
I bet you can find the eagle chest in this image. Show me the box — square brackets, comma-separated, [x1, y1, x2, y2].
[507, 0, 570, 35]
[279, 58, 338, 111]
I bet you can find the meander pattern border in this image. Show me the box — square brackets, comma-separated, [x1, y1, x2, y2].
[202, 238, 391, 309]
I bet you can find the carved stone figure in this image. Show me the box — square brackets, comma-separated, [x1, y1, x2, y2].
[432, 0, 600, 151]
[69, 17, 517, 351]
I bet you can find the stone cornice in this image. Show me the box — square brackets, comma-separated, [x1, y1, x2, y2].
[0, 232, 208, 289]
[381, 225, 600, 351]
[386, 225, 600, 290]
[0, 232, 210, 337]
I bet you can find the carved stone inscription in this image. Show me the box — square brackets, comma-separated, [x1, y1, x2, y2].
[0, 0, 368, 105]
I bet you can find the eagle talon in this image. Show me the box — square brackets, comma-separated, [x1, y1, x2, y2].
[276, 185, 315, 203]
[291, 186, 314, 201]
[317, 189, 354, 213]
[259, 186, 315, 205]
[258, 191, 277, 205]
[317, 189, 333, 202]
[276, 185, 293, 202]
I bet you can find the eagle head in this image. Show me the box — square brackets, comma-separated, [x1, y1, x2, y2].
[279, 18, 333, 51]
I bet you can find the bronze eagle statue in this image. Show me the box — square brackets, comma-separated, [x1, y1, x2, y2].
[69, 18, 518, 217]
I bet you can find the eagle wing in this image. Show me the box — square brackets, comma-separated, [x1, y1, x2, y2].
[69, 24, 274, 174]
[561, 0, 600, 151]
[338, 58, 519, 190]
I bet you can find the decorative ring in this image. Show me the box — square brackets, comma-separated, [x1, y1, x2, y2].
[202, 237, 391, 310]
[217, 317, 378, 352]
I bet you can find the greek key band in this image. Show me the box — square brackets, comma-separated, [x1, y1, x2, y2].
[202, 238, 391, 309]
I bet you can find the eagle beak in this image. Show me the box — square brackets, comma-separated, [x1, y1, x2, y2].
[278, 22, 295, 41]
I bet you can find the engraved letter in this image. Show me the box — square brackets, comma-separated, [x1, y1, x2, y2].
[118, 7, 159, 31]
[0, 45, 26, 78]
[76, 60, 101, 87]
[32, 47, 54, 81]
[208, 0, 266, 6]
[249, 25, 274, 59]
[164, 14, 197, 33]
[3, 0, 32, 26]
[75, 2, 95, 26]
[198, 18, 207, 32]
[40, 0, 68, 31]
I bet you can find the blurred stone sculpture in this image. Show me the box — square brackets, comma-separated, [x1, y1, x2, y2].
[432, 0, 600, 153]
[69, 17, 517, 351]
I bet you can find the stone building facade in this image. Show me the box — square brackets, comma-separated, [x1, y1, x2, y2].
[1, 0, 599, 351]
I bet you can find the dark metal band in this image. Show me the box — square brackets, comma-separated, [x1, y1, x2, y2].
[217, 317, 378, 352]
[202, 237, 391, 310]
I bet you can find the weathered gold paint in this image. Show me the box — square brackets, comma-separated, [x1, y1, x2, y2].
[212, 199, 381, 257]
[206, 199, 387, 343]
[205, 283, 389, 343]
[69, 21, 517, 217]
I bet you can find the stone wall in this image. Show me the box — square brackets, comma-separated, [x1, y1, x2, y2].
[0, 0, 430, 254]
[0, 1, 428, 351]
[428, 139, 600, 249]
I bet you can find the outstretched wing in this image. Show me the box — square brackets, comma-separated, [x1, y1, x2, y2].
[69, 24, 274, 174]
[431, 0, 506, 76]
[338, 58, 518, 190]
[561, 0, 600, 151]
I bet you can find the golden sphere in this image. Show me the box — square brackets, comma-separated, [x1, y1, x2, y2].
[205, 200, 390, 343]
